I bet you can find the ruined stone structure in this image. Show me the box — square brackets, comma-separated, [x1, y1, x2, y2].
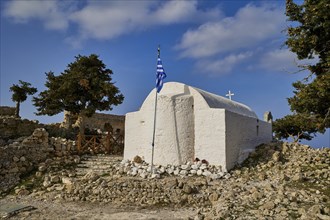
[62, 111, 125, 135]
[0, 128, 79, 194]
[124, 82, 273, 171]
[0, 106, 41, 139]
[0, 106, 16, 116]
[0, 128, 51, 193]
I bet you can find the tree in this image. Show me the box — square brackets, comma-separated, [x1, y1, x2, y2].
[288, 73, 330, 131]
[274, 0, 330, 141]
[273, 114, 318, 143]
[286, 0, 329, 76]
[9, 80, 37, 118]
[33, 54, 124, 132]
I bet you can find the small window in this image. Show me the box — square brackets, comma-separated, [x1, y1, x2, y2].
[256, 119, 259, 136]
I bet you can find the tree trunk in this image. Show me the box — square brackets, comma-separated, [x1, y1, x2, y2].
[62, 111, 75, 130]
[15, 102, 20, 118]
[77, 113, 86, 136]
[291, 134, 300, 143]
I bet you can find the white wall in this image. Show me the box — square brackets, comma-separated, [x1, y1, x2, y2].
[124, 111, 151, 161]
[225, 110, 272, 170]
[124, 91, 195, 165]
[194, 109, 226, 168]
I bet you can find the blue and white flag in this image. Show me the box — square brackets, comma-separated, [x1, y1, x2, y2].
[156, 55, 166, 93]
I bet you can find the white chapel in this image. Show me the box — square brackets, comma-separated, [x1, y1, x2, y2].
[124, 82, 272, 171]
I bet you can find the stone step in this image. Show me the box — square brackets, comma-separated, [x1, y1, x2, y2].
[80, 158, 116, 162]
[75, 168, 110, 175]
[76, 165, 113, 170]
[81, 155, 122, 162]
[75, 155, 122, 176]
[78, 159, 113, 164]
[77, 165, 108, 169]
[80, 159, 115, 163]
[78, 161, 113, 167]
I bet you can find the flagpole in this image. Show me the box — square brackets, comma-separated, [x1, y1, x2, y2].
[151, 46, 161, 174]
[151, 90, 158, 174]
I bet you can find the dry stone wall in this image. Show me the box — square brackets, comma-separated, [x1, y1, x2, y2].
[0, 116, 41, 140]
[0, 114, 78, 142]
[0, 128, 78, 195]
[62, 111, 125, 134]
[83, 113, 125, 134]
[0, 106, 16, 116]
[0, 128, 51, 194]
[50, 137, 76, 157]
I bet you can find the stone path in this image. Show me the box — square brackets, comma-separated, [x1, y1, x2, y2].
[0, 203, 35, 218]
[75, 155, 123, 176]
[0, 195, 195, 220]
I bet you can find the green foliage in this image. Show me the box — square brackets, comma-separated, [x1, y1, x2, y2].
[10, 80, 38, 103]
[288, 73, 330, 131]
[33, 54, 124, 118]
[273, 114, 318, 142]
[286, 0, 330, 75]
[275, 0, 330, 141]
[9, 80, 37, 117]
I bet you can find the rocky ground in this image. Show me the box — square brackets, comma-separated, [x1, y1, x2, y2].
[0, 141, 329, 219]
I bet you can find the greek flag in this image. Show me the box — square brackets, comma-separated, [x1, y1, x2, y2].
[156, 56, 166, 93]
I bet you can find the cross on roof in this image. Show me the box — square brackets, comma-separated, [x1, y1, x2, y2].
[226, 90, 235, 100]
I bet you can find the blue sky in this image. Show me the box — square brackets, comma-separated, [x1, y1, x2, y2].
[0, 0, 328, 148]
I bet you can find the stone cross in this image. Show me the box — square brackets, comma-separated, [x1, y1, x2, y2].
[226, 90, 235, 100]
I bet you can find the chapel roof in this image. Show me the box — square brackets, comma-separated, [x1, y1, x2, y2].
[192, 86, 258, 118]
[144, 82, 258, 118]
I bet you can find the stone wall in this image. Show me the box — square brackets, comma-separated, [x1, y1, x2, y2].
[0, 115, 79, 141]
[0, 128, 78, 195]
[50, 137, 76, 157]
[0, 106, 16, 116]
[83, 113, 125, 134]
[62, 111, 125, 134]
[0, 116, 41, 140]
[0, 106, 44, 140]
[0, 128, 51, 194]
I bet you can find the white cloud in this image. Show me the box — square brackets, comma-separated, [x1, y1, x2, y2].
[173, 3, 293, 77]
[176, 4, 285, 58]
[69, 2, 150, 40]
[259, 49, 297, 72]
[152, 1, 221, 25]
[69, 0, 222, 41]
[197, 51, 253, 76]
[258, 48, 320, 73]
[151, 1, 198, 24]
[3, 0, 222, 44]
[3, 0, 71, 30]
